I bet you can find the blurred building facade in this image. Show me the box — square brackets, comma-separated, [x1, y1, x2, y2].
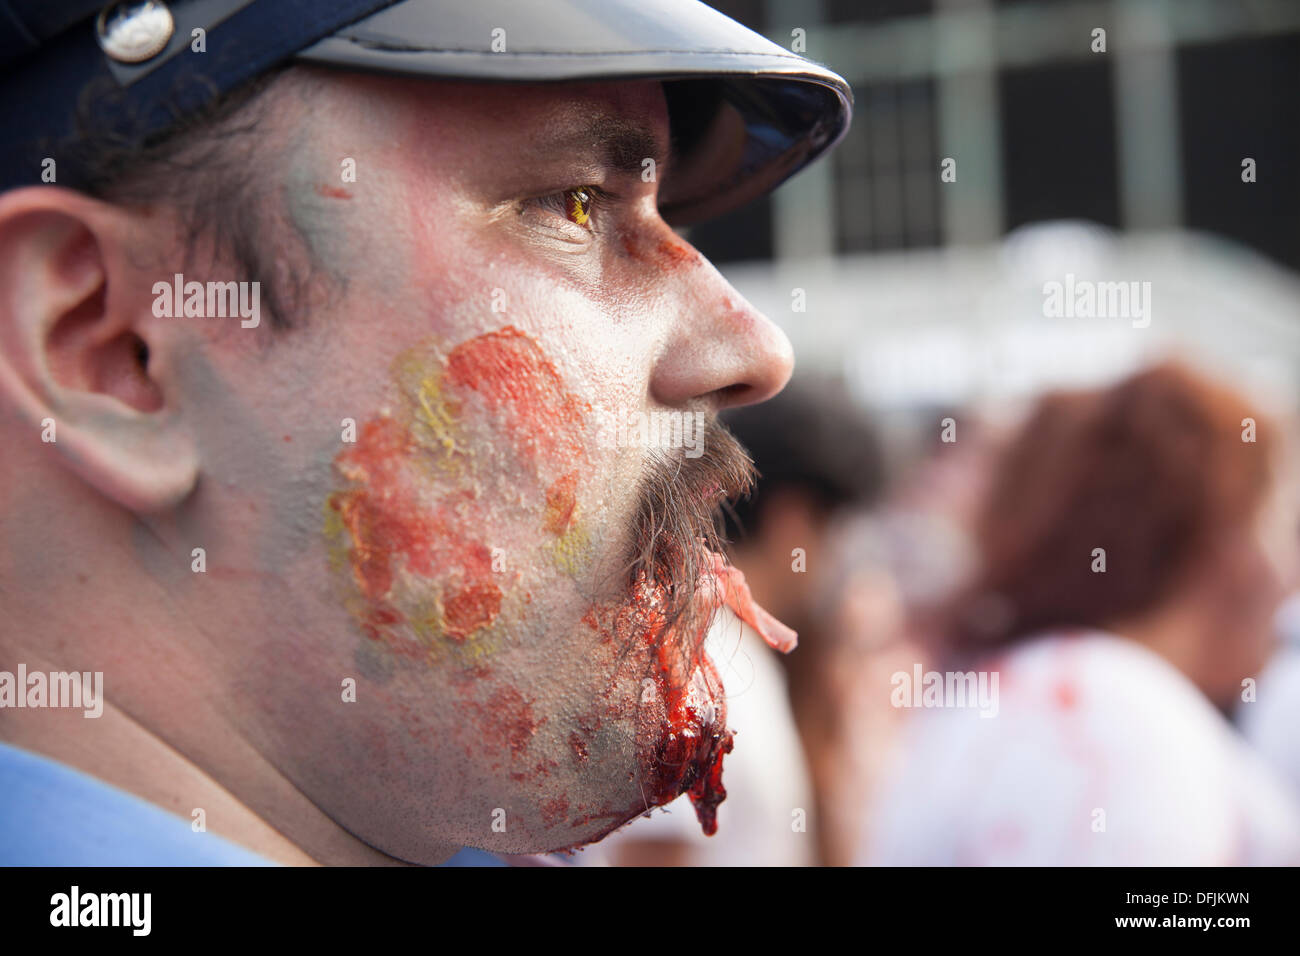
[695, 0, 1300, 273]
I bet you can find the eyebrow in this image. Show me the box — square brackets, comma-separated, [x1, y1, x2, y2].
[532, 116, 671, 180]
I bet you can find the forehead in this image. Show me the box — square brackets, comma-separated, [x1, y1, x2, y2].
[327, 73, 670, 168]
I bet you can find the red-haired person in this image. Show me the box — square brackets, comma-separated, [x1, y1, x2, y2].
[861, 362, 1300, 865]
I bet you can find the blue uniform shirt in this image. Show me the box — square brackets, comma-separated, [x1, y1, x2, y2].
[0, 740, 275, 866]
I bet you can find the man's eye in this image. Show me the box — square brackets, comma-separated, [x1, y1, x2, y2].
[530, 186, 606, 229]
[566, 187, 594, 225]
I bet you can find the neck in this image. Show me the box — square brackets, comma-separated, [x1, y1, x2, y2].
[1106, 595, 1217, 699]
[0, 479, 453, 867]
[0, 623, 422, 867]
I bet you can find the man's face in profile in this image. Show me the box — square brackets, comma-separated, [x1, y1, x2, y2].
[166, 70, 793, 860]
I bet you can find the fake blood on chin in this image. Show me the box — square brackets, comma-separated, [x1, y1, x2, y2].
[624, 553, 798, 837]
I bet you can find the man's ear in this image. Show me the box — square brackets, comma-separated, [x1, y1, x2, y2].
[0, 187, 198, 513]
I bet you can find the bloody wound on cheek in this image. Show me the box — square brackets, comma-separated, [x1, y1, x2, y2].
[326, 326, 592, 658]
[445, 327, 589, 465]
[327, 419, 502, 651]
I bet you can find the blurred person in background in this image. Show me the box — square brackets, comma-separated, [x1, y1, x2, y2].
[868, 411, 1004, 656]
[861, 360, 1300, 865]
[723, 379, 894, 866]
[838, 410, 1005, 858]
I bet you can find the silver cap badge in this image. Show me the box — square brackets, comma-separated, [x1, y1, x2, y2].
[95, 2, 175, 64]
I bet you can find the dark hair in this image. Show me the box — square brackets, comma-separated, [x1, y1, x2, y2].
[721, 377, 885, 540]
[58, 64, 309, 331]
[947, 360, 1276, 657]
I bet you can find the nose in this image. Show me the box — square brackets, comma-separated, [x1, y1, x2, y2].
[642, 232, 794, 412]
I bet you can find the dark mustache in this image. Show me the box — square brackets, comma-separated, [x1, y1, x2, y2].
[623, 416, 756, 648]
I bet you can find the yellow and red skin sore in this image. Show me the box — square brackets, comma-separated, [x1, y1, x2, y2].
[443, 582, 504, 642]
[328, 409, 502, 649]
[543, 471, 580, 536]
[329, 326, 735, 839]
[331, 420, 491, 593]
[444, 326, 591, 469]
[331, 328, 589, 645]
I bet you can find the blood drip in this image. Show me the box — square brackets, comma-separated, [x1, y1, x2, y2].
[688, 729, 734, 836]
[645, 640, 735, 836]
[631, 554, 797, 835]
[617, 575, 737, 836]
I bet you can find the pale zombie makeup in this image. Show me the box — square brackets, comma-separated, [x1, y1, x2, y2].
[288, 73, 798, 853]
[323, 317, 795, 846]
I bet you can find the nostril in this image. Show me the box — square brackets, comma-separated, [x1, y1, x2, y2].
[714, 382, 753, 408]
